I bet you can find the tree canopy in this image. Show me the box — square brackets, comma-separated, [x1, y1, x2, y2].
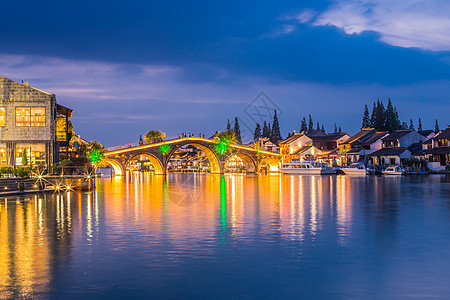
[213, 130, 237, 155]
[144, 130, 166, 143]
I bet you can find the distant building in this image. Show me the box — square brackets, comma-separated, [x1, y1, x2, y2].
[424, 125, 450, 171]
[0, 76, 72, 167]
[279, 130, 349, 165]
[368, 129, 426, 166]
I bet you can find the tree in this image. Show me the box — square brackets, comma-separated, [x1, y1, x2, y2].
[435, 119, 440, 133]
[233, 117, 242, 144]
[338, 126, 342, 133]
[418, 118, 422, 131]
[226, 119, 231, 131]
[268, 123, 271, 138]
[362, 104, 370, 128]
[300, 117, 307, 132]
[400, 121, 408, 130]
[270, 110, 282, 143]
[409, 119, 414, 130]
[370, 102, 377, 127]
[144, 130, 166, 143]
[316, 121, 320, 131]
[334, 123, 338, 133]
[254, 123, 262, 141]
[321, 125, 325, 133]
[385, 99, 399, 133]
[308, 114, 313, 132]
[262, 121, 270, 138]
[22, 149, 28, 166]
[213, 130, 237, 155]
[87, 141, 105, 165]
[373, 100, 386, 131]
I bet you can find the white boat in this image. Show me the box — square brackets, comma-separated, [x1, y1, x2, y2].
[281, 161, 337, 175]
[342, 163, 370, 175]
[382, 166, 404, 175]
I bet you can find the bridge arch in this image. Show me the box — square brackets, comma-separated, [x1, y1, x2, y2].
[104, 159, 124, 176]
[166, 142, 221, 174]
[225, 153, 257, 173]
[126, 153, 165, 175]
[259, 157, 280, 173]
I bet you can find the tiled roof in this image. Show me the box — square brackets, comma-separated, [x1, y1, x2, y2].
[433, 127, 450, 140]
[418, 130, 435, 137]
[381, 130, 414, 141]
[340, 128, 376, 145]
[292, 145, 314, 155]
[367, 147, 409, 157]
[408, 143, 424, 156]
[361, 131, 388, 146]
[279, 132, 304, 145]
[424, 147, 450, 155]
[310, 132, 348, 141]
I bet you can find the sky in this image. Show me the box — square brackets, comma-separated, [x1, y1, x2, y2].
[1, 0, 450, 146]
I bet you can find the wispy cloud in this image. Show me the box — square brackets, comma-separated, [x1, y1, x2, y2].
[295, 0, 450, 52]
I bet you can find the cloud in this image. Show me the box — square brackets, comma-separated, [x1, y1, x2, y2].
[297, 0, 450, 52]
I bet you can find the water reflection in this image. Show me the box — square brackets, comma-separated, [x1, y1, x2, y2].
[0, 174, 449, 298]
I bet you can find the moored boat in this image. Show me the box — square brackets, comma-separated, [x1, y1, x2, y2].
[382, 166, 404, 175]
[281, 161, 337, 175]
[342, 162, 371, 175]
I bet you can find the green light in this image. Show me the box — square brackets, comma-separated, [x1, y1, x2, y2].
[89, 149, 104, 164]
[159, 144, 171, 154]
[220, 175, 227, 244]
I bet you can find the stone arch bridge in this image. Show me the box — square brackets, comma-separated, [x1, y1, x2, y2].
[104, 137, 281, 176]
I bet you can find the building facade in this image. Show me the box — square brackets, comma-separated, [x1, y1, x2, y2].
[0, 76, 69, 167]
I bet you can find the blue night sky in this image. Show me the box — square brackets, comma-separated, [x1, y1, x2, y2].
[1, 0, 449, 146]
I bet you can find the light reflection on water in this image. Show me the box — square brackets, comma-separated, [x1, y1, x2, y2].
[0, 174, 450, 299]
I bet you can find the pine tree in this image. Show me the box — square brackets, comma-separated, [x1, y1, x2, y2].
[226, 119, 231, 131]
[338, 126, 342, 133]
[254, 123, 261, 141]
[234, 117, 242, 144]
[370, 102, 377, 127]
[418, 118, 422, 131]
[316, 122, 320, 131]
[270, 110, 282, 143]
[300, 117, 307, 132]
[262, 121, 270, 138]
[321, 125, 325, 133]
[400, 122, 408, 130]
[334, 123, 337, 133]
[435, 119, 440, 133]
[385, 99, 397, 133]
[268, 123, 271, 137]
[308, 114, 313, 132]
[362, 104, 370, 128]
[409, 119, 414, 130]
[373, 100, 386, 131]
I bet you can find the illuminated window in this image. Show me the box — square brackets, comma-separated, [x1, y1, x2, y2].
[0, 108, 5, 127]
[16, 107, 30, 127]
[16, 107, 45, 127]
[0, 144, 6, 166]
[31, 107, 45, 127]
[16, 144, 46, 166]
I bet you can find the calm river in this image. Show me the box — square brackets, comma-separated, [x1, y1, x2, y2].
[1, 174, 450, 299]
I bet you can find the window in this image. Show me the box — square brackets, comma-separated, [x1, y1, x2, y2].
[0, 145, 6, 166]
[31, 107, 45, 126]
[16, 107, 45, 127]
[16, 107, 30, 126]
[0, 108, 5, 127]
[16, 144, 46, 166]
